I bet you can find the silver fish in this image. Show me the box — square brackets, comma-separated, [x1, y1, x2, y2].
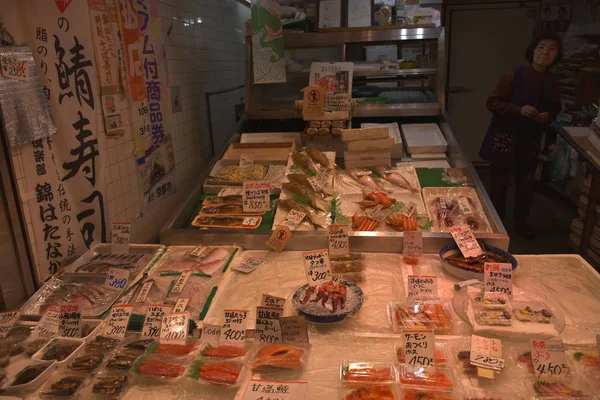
[358, 175, 384, 191]
[336, 171, 364, 191]
[388, 172, 416, 192]
[306, 146, 330, 168]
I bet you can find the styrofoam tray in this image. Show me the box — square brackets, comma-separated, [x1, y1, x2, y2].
[401, 123, 448, 154]
[204, 160, 287, 195]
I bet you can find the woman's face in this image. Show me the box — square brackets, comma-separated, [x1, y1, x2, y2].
[533, 39, 559, 68]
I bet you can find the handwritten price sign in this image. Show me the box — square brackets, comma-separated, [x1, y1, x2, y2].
[407, 276, 438, 299]
[241, 379, 308, 400]
[403, 231, 423, 258]
[470, 335, 504, 371]
[243, 181, 270, 213]
[449, 225, 483, 258]
[160, 312, 189, 343]
[256, 306, 283, 344]
[328, 225, 350, 256]
[281, 210, 307, 230]
[59, 304, 81, 338]
[302, 249, 332, 285]
[202, 324, 221, 344]
[104, 268, 129, 291]
[234, 257, 265, 274]
[402, 329, 435, 367]
[111, 222, 131, 253]
[33, 310, 60, 339]
[102, 304, 132, 339]
[142, 305, 172, 338]
[1, 55, 29, 81]
[220, 309, 248, 343]
[170, 270, 193, 295]
[0, 310, 21, 338]
[530, 339, 570, 379]
[261, 294, 285, 309]
[484, 263, 513, 296]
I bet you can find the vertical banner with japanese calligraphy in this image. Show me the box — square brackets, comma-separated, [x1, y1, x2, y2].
[116, 0, 175, 208]
[21, 0, 107, 281]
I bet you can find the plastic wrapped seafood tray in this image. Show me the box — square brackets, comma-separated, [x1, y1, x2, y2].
[204, 160, 288, 194]
[63, 244, 164, 277]
[422, 187, 493, 233]
[21, 274, 125, 319]
[388, 300, 455, 335]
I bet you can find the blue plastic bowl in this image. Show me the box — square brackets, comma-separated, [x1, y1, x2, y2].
[439, 243, 518, 281]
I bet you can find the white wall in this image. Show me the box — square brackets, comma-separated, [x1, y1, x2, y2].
[2, 0, 249, 280]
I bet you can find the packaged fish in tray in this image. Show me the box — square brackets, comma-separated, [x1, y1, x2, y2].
[340, 385, 399, 400]
[119, 336, 156, 354]
[21, 275, 124, 319]
[399, 364, 457, 394]
[187, 359, 244, 387]
[145, 340, 201, 358]
[32, 338, 84, 364]
[527, 377, 592, 399]
[396, 342, 451, 366]
[155, 246, 236, 276]
[104, 352, 140, 372]
[131, 355, 188, 381]
[40, 372, 89, 399]
[63, 244, 163, 276]
[88, 371, 131, 399]
[340, 361, 397, 386]
[388, 301, 455, 334]
[199, 342, 250, 361]
[400, 390, 455, 400]
[252, 344, 308, 372]
[67, 349, 107, 372]
[4, 360, 57, 393]
[423, 188, 492, 233]
[85, 336, 122, 353]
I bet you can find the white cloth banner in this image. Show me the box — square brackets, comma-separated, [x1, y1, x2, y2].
[20, 0, 107, 281]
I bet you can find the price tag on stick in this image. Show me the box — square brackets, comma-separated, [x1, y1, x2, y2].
[328, 225, 350, 256]
[281, 210, 307, 230]
[170, 270, 193, 295]
[1, 54, 29, 81]
[261, 294, 285, 309]
[102, 304, 132, 339]
[407, 275, 438, 299]
[0, 310, 21, 338]
[202, 324, 221, 344]
[402, 329, 435, 367]
[449, 225, 483, 258]
[172, 298, 190, 313]
[189, 245, 207, 258]
[255, 306, 283, 344]
[484, 263, 513, 296]
[302, 249, 332, 285]
[530, 339, 570, 379]
[243, 181, 270, 213]
[220, 310, 249, 343]
[111, 222, 131, 253]
[59, 305, 81, 338]
[470, 335, 504, 372]
[135, 281, 154, 303]
[160, 312, 189, 344]
[142, 305, 172, 338]
[32, 310, 60, 339]
[104, 268, 129, 291]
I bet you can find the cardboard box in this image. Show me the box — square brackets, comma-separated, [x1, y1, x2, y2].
[341, 127, 388, 142]
[345, 137, 395, 152]
[344, 158, 391, 169]
[344, 150, 391, 161]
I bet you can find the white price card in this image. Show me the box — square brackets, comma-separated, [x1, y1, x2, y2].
[449, 225, 483, 258]
[302, 249, 332, 285]
[32, 310, 60, 339]
[135, 281, 154, 303]
[59, 304, 81, 338]
[280, 316, 310, 346]
[470, 335, 504, 371]
[170, 270, 193, 295]
[243, 181, 271, 213]
[402, 329, 435, 367]
[172, 297, 190, 313]
[189, 245, 207, 258]
[256, 306, 283, 344]
[266, 226, 292, 252]
[261, 294, 285, 309]
[1, 55, 29, 81]
[111, 222, 131, 254]
[0, 310, 21, 338]
[142, 305, 172, 338]
[365, 204, 383, 219]
[104, 267, 129, 291]
[160, 312, 189, 343]
[220, 309, 249, 343]
[484, 263, 513, 296]
[401, 201, 418, 217]
[530, 339, 570, 379]
[281, 210, 307, 230]
[239, 153, 254, 167]
[316, 168, 332, 188]
[202, 324, 221, 344]
[234, 257, 265, 274]
[103, 304, 133, 339]
[241, 379, 308, 400]
[328, 225, 350, 256]
[403, 231, 423, 257]
[407, 275, 438, 299]
[457, 196, 474, 215]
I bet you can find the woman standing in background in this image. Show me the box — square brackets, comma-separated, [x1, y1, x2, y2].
[480, 33, 562, 240]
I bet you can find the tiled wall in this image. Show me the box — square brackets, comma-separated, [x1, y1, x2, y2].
[3, 0, 249, 280]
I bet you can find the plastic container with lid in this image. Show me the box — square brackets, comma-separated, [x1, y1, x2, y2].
[340, 361, 397, 386]
[469, 292, 509, 311]
[399, 364, 457, 393]
[199, 342, 250, 361]
[39, 372, 89, 399]
[186, 359, 244, 387]
[131, 355, 188, 381]
[32, 338, 85, 365]
[88, 371, 131, 399]
[252, 343, 308, 372]
[145, 340, 201, 359]
[67, 348, 107, 372]
[527, 377, 591, 399]
[511, 301, 554, 324]
[388, 301, 454, 335]
[340, 385, 398, 400]
[4, 360, 57, 393]
[396, 342, 451, 366]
